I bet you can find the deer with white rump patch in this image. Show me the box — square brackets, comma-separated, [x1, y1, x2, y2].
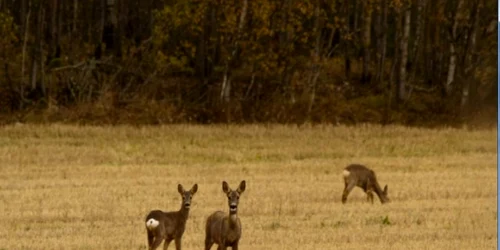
[145, 183, 198, 250]
[205, 180, 246, 250]
[342, 164, 390, 204]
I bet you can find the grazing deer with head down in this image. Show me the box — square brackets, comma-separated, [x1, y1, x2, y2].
[205, 180, 246, 250]
[342, 164, 390, 204]
[145, 183, 198, 250]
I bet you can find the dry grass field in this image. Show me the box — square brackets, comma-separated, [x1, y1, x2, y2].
[0, 124, 497, 250]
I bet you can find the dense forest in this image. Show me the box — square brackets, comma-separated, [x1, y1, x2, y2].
[0, 0, 497, 126]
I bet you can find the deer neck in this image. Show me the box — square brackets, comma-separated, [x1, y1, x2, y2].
[227, 213, 239, 228]
[372, 182, 386, 202]
[178, 206, 190, 220]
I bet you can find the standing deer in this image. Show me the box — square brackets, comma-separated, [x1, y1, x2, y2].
[341, 164, 390, 204]
[145, 183, 198, 250]
[205, 180, 246, 250]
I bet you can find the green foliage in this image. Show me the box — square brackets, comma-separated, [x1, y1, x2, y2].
[381, 215, 391, 225]
[266, 221, 282, 230]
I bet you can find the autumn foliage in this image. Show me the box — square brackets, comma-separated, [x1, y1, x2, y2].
[0, 0, 496, 126]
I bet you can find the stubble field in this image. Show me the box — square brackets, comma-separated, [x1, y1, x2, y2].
[0, 124, 497, 250]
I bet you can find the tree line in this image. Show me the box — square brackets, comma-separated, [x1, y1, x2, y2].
[0, 0, 496, 126]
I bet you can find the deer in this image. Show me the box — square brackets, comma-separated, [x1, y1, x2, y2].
[341, 164, 390, 204]
[144, 183, 198, 250]
[205, 180, 246, 250]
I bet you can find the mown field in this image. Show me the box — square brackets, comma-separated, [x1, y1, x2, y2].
[0, 124, 497, 250]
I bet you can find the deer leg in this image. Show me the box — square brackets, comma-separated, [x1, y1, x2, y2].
[217, 242, 227, 250]
[163, 238, 173, 250]
[366, 190, 374, 204]
[204, 228, 214, 250]
[365, 178, 375, 204]
[205, 238, 214, 250]
[150, 237, 164, 250]
[232, 241, 239, 250]
[342, 182, 356, 204]
[147, 231, 154, 248]
[174, 237, 182, 250]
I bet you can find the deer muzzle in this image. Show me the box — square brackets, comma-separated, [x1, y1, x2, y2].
[229, 204, 237, 212]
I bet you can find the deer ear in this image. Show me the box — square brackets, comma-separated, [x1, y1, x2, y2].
[383, 185, 388, 195]
[237, 180, 246, 194]
[190, 184, 198, 195]
[178, 184, 185, 194]
[222, 181, 230, 194]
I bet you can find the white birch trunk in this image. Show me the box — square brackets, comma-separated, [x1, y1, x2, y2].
[445, 0, 464, 95]
[221, 0, 248, 102]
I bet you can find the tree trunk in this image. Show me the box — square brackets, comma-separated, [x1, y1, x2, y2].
[411, 0, 424, 61]
[353, 0, 359, 36]
[408, 0, 426, 85]
[20, 7, 31, 109]
[103, 0, 118, 55]
[20, 0, 27, 35]
[38, 6, 46, 99]
[73, 0, 78, 33]
[279, 0, 295, 104]
[461, 0, 481, 116]
[114, 0, 124, 58]
[444, 0, 464, 95]
[389, 5, 401, 88]
[344, 0, 351, 80]
[306, 1, 323, 121]
[99, 0, 106, 45]
[374, 0, 382, 83]
[361, 0, 372, 84]
[397, 2, 411, 102]
[384, 2, 400, 124]
[48, 0, 59, 65]
[58, 0, 63, 42]
[220, 0, 248, 122]
[428, 0, 444, 88]
[29, 2, 41, 92]
[376, 0, 388, 85]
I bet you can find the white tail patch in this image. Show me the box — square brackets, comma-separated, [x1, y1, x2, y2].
[146, 218, 159, 230]
[342, 170, 351, 178]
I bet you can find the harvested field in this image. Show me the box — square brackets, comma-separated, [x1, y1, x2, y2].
[0, 124, 496, 249]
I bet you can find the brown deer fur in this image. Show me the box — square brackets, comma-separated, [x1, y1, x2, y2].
[342, 164, 390, 204]
[145, 183, 198, 250]
[205, 180, 246, 250]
